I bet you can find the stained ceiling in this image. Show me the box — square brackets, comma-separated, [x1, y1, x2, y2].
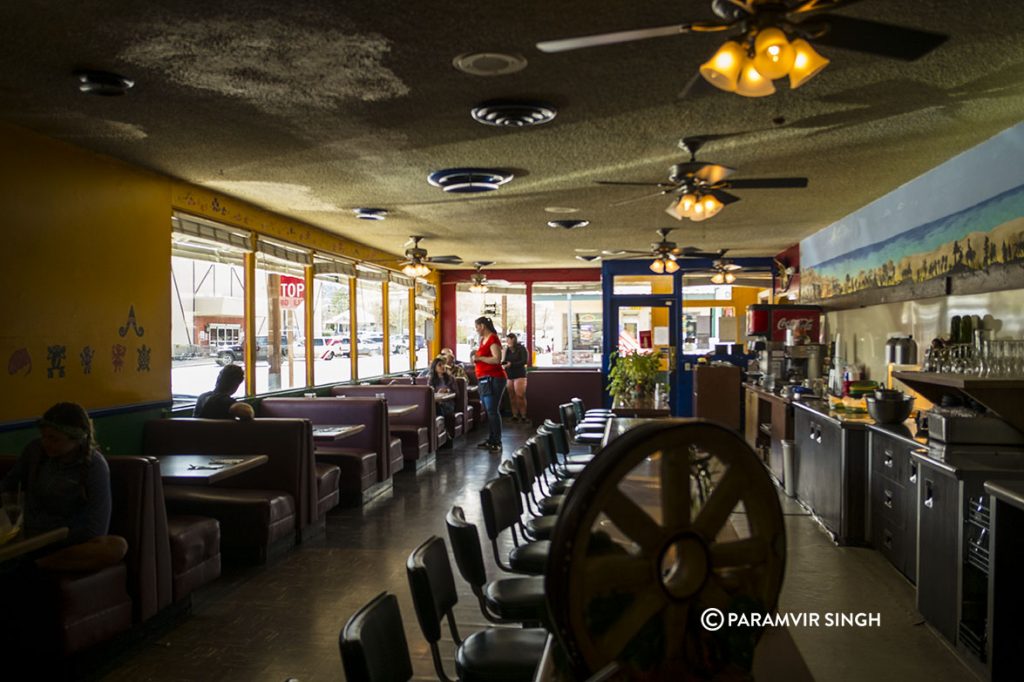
[1, 0, 1023, 267]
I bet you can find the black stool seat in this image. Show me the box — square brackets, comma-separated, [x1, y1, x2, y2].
[539, 494, 564, 515]
[457, 627, 548, 682]
[483, 577, 546, 622]
[510, 540, 550, 574]
[550, 477, 573, 494]
[525, 514, 557, 540]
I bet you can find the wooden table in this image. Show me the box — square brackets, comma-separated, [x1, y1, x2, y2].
[155, 454, 269, 485]
[434, 392, 456, 402]
[388, 404, 417, 417]
[312, 424, 365, 442]
[0, 526, 69, 563]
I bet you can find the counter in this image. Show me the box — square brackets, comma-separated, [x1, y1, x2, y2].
[743, 383, 793, 485]
[984, 479, 1024, 679]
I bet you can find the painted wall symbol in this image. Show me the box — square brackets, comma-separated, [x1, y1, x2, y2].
[46, 345, 67, 378]
[112, 344, 127, 372]
[80, 346, 95, 374]
[7, 348, 31, 376]
[137, 344, 151, 372]
[119, 305, 145, 337]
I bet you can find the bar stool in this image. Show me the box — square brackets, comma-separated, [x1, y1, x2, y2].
[406, 536, 547, 682]
[497, 460, 556, 541]
[339, 591, 413, 682]
[479, 475, 551, 574]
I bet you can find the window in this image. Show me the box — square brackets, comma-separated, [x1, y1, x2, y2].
[355, 269, 385, 379]
[456, 284, 526, 362]
[254, 239, 310, 393]
[387, 279, 411, 373]
[612, 275, 674, 295]
[415, 283, 436, 370]
[532, 282, 603, 367]
[311, 256, 354, 385]
[170, 215, 249, 401]
[682, 306, 736, 352]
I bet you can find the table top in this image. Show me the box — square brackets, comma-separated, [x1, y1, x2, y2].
[155, 454, 269, 485]
[434, 392, 456, 401]
[0, 526, 68, 563]
[389, 404, 418, 417]
[312, 424, 366, 441]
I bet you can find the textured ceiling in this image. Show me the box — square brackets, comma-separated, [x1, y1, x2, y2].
[1, 0, 1023, 267]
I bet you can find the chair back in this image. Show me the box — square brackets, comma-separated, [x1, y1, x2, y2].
[558, 403, 578, 433]
[532, 431, 557, 474]
[340, 592, 413, 682]
[479, 475, 521, 541]
[513, 445, 539, 491]
[445, 506, 488, 590]
[570, 398, 585, 422]
[498, 460, 526, 518]
[406, 536, 459, 645]
[542, 420, 571, 456]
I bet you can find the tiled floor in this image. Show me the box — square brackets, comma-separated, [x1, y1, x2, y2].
[92, 420, 976, 681]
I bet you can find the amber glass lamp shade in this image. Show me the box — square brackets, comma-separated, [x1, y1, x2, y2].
[789, 39, 829, 89]
[710, 272, 725, 284]
[664, 258, 680, 274]
[649, 258, 666, 274]
[699, 41, 745, 92]
[753, 27, 795, 80]
[735, 60, 776, 97]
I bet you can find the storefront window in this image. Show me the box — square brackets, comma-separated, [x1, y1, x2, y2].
[415, 283, 436, 369]
[455, 284, 526, 362]
[388, 282, 411, 373]
[532, 283, 603, 367]
[311, 257, 353, 385]
[355, 271, 385, 379]
[681, 306, 736, 353]
[254, 242, 309, 393]
[170, 217, 249, 401]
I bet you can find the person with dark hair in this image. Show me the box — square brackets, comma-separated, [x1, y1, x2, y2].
[470, 316, 507, 451]
[440, 347, 468, 382]
[2, 402, 111, 546]
[194, 364, 254, 420]
[428, 356, 457, 448]
[502, 333, 529, 422]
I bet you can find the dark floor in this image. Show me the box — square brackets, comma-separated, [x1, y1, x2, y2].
[94, 421, 976, 681]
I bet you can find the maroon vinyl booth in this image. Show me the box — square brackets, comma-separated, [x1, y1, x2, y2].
[142, 418, 326, 562]
[414, 375, 468, 437]
[258, 397, 403, 505]
[330, 385, 439, 463]
[0, 455, 200, 656]
[464, 367, 487, 429]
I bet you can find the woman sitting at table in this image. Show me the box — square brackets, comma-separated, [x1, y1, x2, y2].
[428, 356, 457, 448]
[2, 402, 112, 548]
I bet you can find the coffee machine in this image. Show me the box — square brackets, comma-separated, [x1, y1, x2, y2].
[746, 304, 823, 389]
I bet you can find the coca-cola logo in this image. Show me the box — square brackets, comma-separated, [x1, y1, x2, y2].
[776, 316, 814, 330]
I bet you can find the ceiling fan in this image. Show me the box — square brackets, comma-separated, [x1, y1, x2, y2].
[536, 0, 948, 97]
[467, 261, 510, 293]
[684, 258, 774, 284]
[598, 136, 808, 221]
[576, 228, 727, 273]
[372, 236, 463, 278]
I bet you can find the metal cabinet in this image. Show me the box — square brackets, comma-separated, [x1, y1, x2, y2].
[869, 430, 923, 583]
[916, 459, 961, 644]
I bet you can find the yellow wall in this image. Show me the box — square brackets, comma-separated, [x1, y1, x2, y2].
[1, 123, 172, 421]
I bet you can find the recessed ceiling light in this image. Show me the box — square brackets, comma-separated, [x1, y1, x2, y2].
[544, 206, 580, 214]
[352, 208, 388, 221]
[75, 69, 134, 96]
[471, 100, 557, 127]
[547, 219, 590, 230]
[427, 168, 513, 193]
[452, 52, 528, 77]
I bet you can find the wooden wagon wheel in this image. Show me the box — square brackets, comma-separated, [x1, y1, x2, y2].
[545, 420, 786, 680]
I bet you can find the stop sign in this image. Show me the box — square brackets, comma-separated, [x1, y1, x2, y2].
[279, 275, 305, 309]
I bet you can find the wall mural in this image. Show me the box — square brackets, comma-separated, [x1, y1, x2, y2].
[801, 123, 1024, 303]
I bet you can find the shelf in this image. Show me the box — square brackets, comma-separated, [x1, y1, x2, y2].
[894, 371, 1024, 435]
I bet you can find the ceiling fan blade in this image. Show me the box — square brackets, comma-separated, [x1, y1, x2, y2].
[788, 0, 864, 16]
[596, 180, 674, 188]
[676, 70, 716, 100]
[809, 14, 948, 61]
[679, 247, 730, 259]
[694, 163, 736, 184]
[535, 22, 727, 53]
[710, 189, 741, 205]
[610, 189, 675, 207]
[425, 255, 463, 264]
[725, 177, 809, 189]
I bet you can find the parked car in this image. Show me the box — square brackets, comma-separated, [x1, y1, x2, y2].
[359, 334, 384, 356]
[390, 334, 426, 354]
[212, 336, 289, 366]
[321, 336, 351, 360]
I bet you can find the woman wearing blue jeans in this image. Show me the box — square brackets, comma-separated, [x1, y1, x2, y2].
[471, 316, 507, 452]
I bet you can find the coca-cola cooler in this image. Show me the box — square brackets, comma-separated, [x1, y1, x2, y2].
[746, 304, 823, 343]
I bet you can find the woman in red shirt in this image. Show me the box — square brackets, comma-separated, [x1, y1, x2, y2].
[470, 316, 507, 451]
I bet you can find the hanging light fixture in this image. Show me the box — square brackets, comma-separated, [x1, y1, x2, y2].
[468, 282, 488, 294]
[699, 40, 745, 92]
[735, 60, 776, 97]
[700, 27, 828, 97]
[700, 194, 724, 220]
[788, 39, 830, 89]
[752, 27, 795, 80]
[710, 271, 725, 284]
[649, 258, 666, 274]
[725, 272, 736, 284]
[402, 262, 431, 278]
[664, 257, 680, 274]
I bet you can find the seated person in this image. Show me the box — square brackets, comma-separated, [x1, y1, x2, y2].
[440, 347, 469, 382]
[429, 356, 457, 448]
[2, 402, 112, 547]
[194, 364, 254, 420]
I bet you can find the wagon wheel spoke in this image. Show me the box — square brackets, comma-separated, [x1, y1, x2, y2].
[583, 554, 652, 594]
[663, 602, 691, 660]
[660, 451, 691, 531]
[604, 488, 666, 553]
[697, 573, 733, 611]
[710, 537, 771, 569]
[692, 464, 744, 540]
[595, 584, 668, 659]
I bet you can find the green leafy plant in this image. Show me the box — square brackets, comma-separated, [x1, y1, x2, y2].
[607, 350, 667, 409]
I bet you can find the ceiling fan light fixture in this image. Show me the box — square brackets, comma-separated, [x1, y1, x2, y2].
[725, 272, 737, 284]
[701, 194, 724, 219]
[649, 258, 666, 274]
[735, 60, 776, 97]
[664, 258, 680, 274]
[468, 283, 489, 294]
[699, 40, 745, 92]
[710, 272, 725, 284]
[752, 27, 795, 80]
[788, 39, 830, 89]
[403, 263, 431, 278]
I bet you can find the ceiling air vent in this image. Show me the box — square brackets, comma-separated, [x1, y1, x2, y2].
[471, 100, 557, 127]
[452, 52, 528, 77]
[352, 208, 388, 221]
[547, 219, 590, 230]
[427, 168, 513, 193]
[75, 69, 134, 96]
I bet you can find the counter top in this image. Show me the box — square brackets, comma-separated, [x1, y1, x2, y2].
[744, 383, 791, 404]
[792, 398, 872, 428]
[910, 446, 1024, 476]
[865, 421, 929, 449]
[985, 480, 1024, 512]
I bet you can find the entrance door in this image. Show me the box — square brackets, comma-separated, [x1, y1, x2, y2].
[609, 297, 679, 414]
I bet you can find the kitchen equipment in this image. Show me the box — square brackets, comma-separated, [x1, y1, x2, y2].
[746, 304, 823, 344]
[926, 411, 1024, 445]
[885, 335, 918, 364]
[874, 388, 904, 401]
[866, 395, 915, 424]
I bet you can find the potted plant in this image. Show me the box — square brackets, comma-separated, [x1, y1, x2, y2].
[607, 350, 667, 409]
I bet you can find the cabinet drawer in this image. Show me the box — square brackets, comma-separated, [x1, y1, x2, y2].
[873, 517, 904, 572]
[872, 474, 904, 527]
[871, 434, 905, 484]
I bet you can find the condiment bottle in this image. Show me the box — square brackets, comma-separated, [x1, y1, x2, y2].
[950, 315, 962, 343]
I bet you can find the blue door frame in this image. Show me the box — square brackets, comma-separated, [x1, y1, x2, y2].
[601, 256, 774, 415]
